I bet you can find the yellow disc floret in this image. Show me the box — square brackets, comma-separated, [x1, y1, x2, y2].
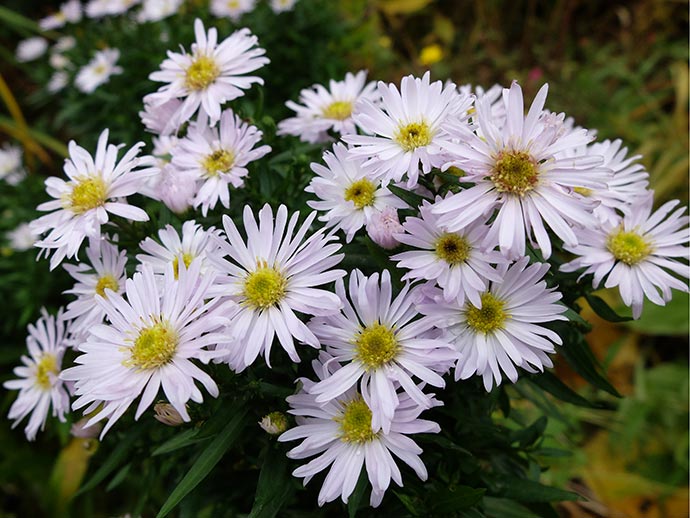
[35, 354, 58, 390]
[322, 101, 353, 121]
[490, 151, 539, 196]
[606, 229, 652, 265]
[244, 265, 287, 310]
[465, 293, 507, 334]
[395, 121, 432, 152]
[336, 397, 377, 443]
[435, 233, 471, 265]
[95, 274, 119, 297]
[354, 323, 399, 369]
[344, 178, 376, 209]
[185, 55, 220, 91]
[172, 252, 195, 279]
[202, 149, 235, 177]
[126, 321, 178, 370]
[68, 176, 108, 214]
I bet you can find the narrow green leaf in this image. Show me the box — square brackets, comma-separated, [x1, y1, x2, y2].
[248, 445, 294, 518]
[151, 428, 205, 456]
[585, 293, 633, 322]
[156, 405, 247, 518]
[498, 478, 580, 503]
[560, 335, 622, 397]
[510, 416, 547, 449]
[432, 486, 486, 513]
[483, 497, 539, 518]
[347, 470, 369, 518]
[528, 372, 597, 408]
[388, 184, 430, 208]
[106, 463, 131, 492]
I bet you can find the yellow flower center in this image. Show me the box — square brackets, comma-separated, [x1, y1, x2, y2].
[243, 266, 287, 310]
[35, 354, 58, 390]
[573, 186, 593, 197]
[355, 323, 398, 370]
[171, 252, 195, 280]
[344, 178, 376, 209]
[202, 149, 235, 177]
[95, 274, 119, 297]
[490, 151, 539, 196]
[68, 176, 108, 214]
[395, 121, 432, 152]
[336, 398, 377, 443]
[465, 293, 507, 334]
[434, 233, 471, 265]
[227, 0, 240, 7]
[184, 55, 220, 91]
[322, 100, 353, 121]
[606, 229, 653, 265]
[126, 321, 178, 370]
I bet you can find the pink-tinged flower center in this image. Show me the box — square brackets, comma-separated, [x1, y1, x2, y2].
[355, 323, 398, 369]
[322, 100, 353, 121]
[35, 354, 58, 390]
[395, 121, 432, 152]
[490, 151, 539, 196]
[344, 178, 376, 209]
[244, 265, 287, 310]
[606, 229, 652, 265]
[127, 321, 178, 370]
[184, 55, 220, 91]
[337, 398, 377, 443]
[435, 233, 471, 265]
[68, 176, 108, 214]
[202, 149, 235, 177]
[95, 274, 119, 297]
[466, 293, 506, 334]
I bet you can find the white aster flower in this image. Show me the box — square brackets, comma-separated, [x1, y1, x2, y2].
[343, 71, 470, 188]
[392, 199, 505, 305]
[432, 81, 610, 259]
[307, 270, 456, 433]
[149, 18, 269, 127]
[306, 142, 405, 242]
[210, 0, 256, 20]
[270, 0, 297, 12]
[39, 0, 82, 30]
[4, 309, 70, 441]
[139, 92, 183, 136]
[75, 48, 123, 93]
[366, 206, 404, 249]
[49, 51, 71, 70]
[210, 204, 345, 369]
[419, 257, 567, 391]
[85, 0, 139, 17]
[61, 261, 229, 437]
[0, 143, 26, 185]
[48, 71, 70, 93]
[279, 354, 440, 507]
[137, 220, 223, 280]
[31, 129, 155, 270]
[278, 71, 378, 143]
[171, 110, 271, 215]
[62, 238, 128, 338]
[16, 37, 48, 63]
[137, 0, 182, 22]
[7, 222, 38, 251]
[54, 36, 77, 53]
[561, 193, 689, 319]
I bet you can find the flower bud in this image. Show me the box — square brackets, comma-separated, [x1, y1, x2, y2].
[259, 411, 288, 435]
[366, 206, 403, 249]
[154, 401, 185, 426]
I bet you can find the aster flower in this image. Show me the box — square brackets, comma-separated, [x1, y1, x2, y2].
[307, 270, 456, 433]
[270, 0, 297, 12]
[171, 110, 271, 215]
[61, 261, 229, 437]
[561, 193, 689, 319]
[278, 71, 377, 143]
[6, 222, 38, 251]
[343, 71, 470, 188]
[279, 354, 440, 507]
[366, 206, 404, 249]
[48, 71, 70, 94]
[139, 93, 183, 136]
[16, 37, 48, 63]
[4, 309, 70, 441]
[136, 220, 223, 279]
[432, 81, 610, 259]
[209, 204, 345, 370]
[62, 239, 128, 338]
[31, 129, 155, 270]
[85, 0, 139, 18]
[306, 143, 405, 242]
[39, 0, 82, 30]
[75, 48, 123, 93]
[0, 143, 26, 185]
[392, 199, 505, 305]
[210, 0, 256, 20]
[149, 18, 269, 127]
[137, 0, 182, 22]
[419, 257, 568, 391]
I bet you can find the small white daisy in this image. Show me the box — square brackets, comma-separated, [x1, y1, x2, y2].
[139, 93, 183, 136]
[61, 261, 230, 437]
[16, 37, 48, 63]
[278, 71, 378, 143]
[343, 71, 470, 188]
[4, 309, 71, 441]
[85, 0, 139, 18]
[210, 0, 256, 21]
[0, 143, 26, 185]
[306, 142, 405, 242]
[6, 222, 38, 251]
[31, 129, 155, 270]
[39, 0, 82, 30]
[561, 193, 689, 319]
[209, 204, 345, 370]
[171, 110, 271, 215]
[279, 354, 440, 507]
[392, 199, 505, 305]
[136, 0, 182, 22]
[419, 257, 568, 391]
[307, 270, 456, 433]
[75, 48, 123, 93]
[149, 18, 269, 127]
[270, 0, 297, 13]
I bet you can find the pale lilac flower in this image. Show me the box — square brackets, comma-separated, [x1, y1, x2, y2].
[39, 0, 82, 30]
[75, 48, 123, 93]
[16, 37, 48, 63]
[0, 144, 25, 185]
[366, 206, 403, 249]
[270, 0, 297, 12]
[137, 0, 182, 22]
[7, 223, 38, 251]
[210, 0, 256, 20]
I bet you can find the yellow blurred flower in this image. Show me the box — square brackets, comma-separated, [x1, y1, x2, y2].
[419, 44, 443, 66]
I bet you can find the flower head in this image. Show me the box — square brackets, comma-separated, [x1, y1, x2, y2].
[75, 48, 123, 93]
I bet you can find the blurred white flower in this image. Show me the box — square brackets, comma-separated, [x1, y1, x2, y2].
[75, 48, 123, 93]
[16, 37, 48, 63]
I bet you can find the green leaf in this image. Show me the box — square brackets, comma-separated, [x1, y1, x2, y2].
[483, 497, 540, 518]
[432, 486, 486, 513]
[510, 416, 547, 449]
[347, 470, 369, 518]
[585, 293, 633, 322]
[151, 428, 205, 457]
[528, 372, 597, 408]
[248, 445, 294, 518]
[626, 290, 689, 335]
[498, 478, 580, 503]
[559, 333, 621, 397]
[388, 184, 430, 208]
[156, 405, 247, 518]
[106, 463, 131, 492]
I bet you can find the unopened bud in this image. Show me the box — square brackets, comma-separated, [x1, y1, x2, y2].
[154, 402, 185, 426]
[259, 411, 288, 435]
